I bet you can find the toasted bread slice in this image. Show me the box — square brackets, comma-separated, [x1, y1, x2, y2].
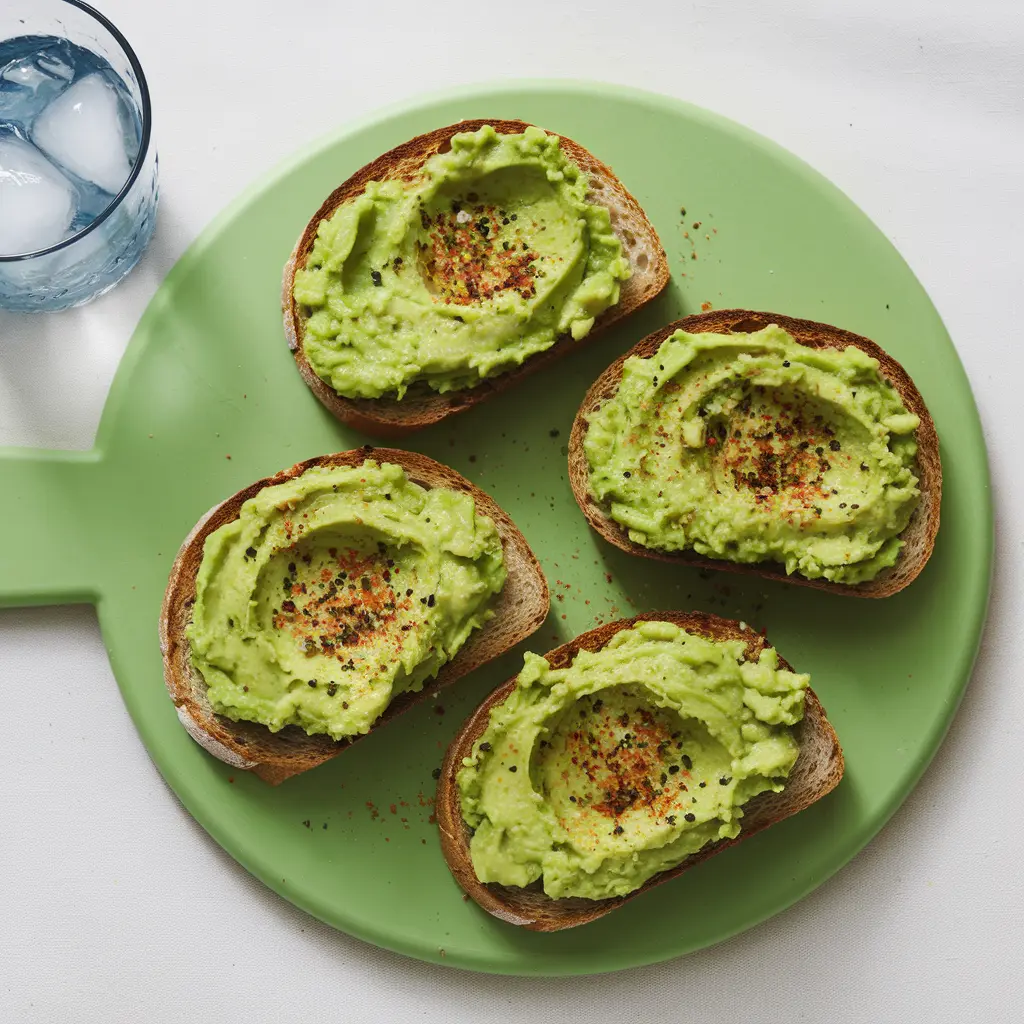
[436, 611, 844, 931]
[568, 310, 942, 598]
[160, 448, 550, 785]
[281, 119, 669, 438]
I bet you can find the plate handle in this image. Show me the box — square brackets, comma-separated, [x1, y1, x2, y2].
[0, 449, 107, 607]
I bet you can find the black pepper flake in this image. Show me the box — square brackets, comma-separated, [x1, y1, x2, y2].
[839, 502, 847, 509]
[613, 825, 624, 835]
[245, 547, 257, 559]
[684, 812, 696, 822]
[719, 777, 732, 785]
[370, 270, 382, 286]
[308, 679, 317, 688]
[508, 765, 518, 773]
[427, 594, 436, 608]
[851, 503, 860, 509]
[549, 428, 560, 438]
[666, 815, 677, 825]
[569, 795, 577, 803]
[829, 439, 841, 451]
[326, 683, 338, 697]
[815, 446, 824, 456]
[682, 754, 693, 770]
[479, 741, 492, 752]
[782, 360, 791, 367]
[360, 576, 371, 591]
[431, 767, 441, 780]
[623, 471, 632, 478]
[699, 781, 706, 788]
[342, 701, 349, 709]
[406, 588, 413, 597]
[668, 764, 680, 775]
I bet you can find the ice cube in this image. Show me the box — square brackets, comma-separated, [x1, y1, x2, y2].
[32, 73, 132, 195]
[0, 131, 77, 255]
[0, 46, 74, 124]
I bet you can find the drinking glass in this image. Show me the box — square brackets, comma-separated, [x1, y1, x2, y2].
[0, 0, 157, 312]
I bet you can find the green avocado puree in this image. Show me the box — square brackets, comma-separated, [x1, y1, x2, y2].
[187, 461, 506, 740]
[584, 325, 921, 583]
[458, 621, 807, 900]
[292, 125, 630, 399]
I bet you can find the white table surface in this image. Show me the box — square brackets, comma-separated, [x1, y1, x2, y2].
[2, 0, 1022, 1019]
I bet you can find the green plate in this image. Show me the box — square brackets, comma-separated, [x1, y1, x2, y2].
[0, 81, 991, 975]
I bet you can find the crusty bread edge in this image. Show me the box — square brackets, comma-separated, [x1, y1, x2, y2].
[567, 310, 942, 599]
[281, 119, 670, 438]
[435, 610, 844, 931]
[159, 447, 550, 785]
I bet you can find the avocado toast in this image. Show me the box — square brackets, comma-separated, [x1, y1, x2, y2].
[160, 448, 549, 784]
[282, 120, 669, 437]
[569, 310, 942, 596]
[435, 611, 844, 931]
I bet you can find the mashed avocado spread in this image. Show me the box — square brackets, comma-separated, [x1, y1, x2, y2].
[584, 325, 921, 583]
[457, 620, 806, 900]
[292, 125, 631, 399]
[187, 461, 506, 740]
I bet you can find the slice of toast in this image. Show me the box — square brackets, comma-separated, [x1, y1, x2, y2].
[281, 120, 669, 438]
[568, 310, 942, 598]
[160, 448, 550, 785]
[435, 611, 844, 931]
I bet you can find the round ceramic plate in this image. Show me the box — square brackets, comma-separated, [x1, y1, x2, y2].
[0, 81, 991, 975]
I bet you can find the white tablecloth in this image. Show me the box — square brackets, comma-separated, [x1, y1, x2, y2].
[2, 1, 1021, 1019]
